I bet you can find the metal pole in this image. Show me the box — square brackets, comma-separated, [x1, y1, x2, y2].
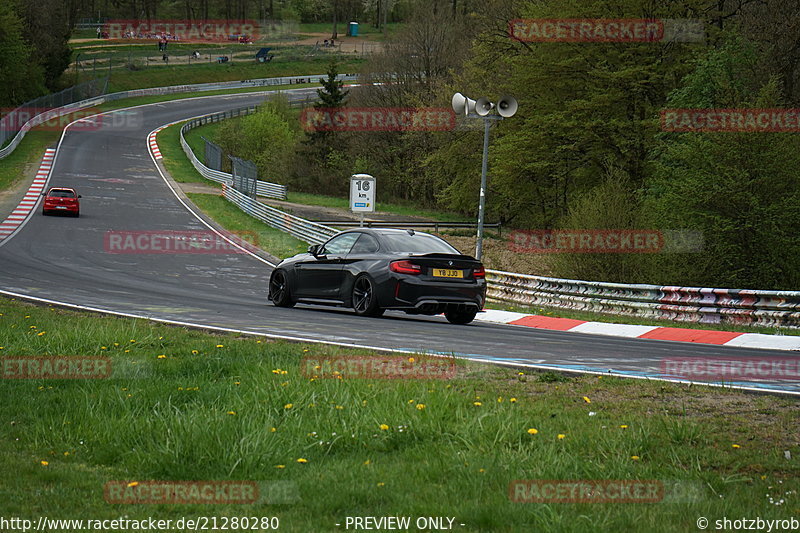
[475, 117, 490, 261]
[359, 212, 364, 228]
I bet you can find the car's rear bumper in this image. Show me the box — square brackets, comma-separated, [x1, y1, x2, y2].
[379, 275, 486, 313]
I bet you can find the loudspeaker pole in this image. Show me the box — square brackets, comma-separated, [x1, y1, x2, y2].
[475, 117, 490, 261]
[451, 92, 517, 262]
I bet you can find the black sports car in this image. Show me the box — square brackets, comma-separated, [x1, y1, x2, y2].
[268, 228, 486, 324]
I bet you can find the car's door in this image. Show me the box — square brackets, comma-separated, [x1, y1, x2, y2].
[294, 232, 361, 300]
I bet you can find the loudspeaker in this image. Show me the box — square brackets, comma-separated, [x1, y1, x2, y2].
[475, 97, 494, 116]
[451, 92, 477, 116]
[497, 96, 518, 118]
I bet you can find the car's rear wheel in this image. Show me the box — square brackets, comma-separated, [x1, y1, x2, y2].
[269, 270, 295, 308]
[444, 307, 478, 325]
[352, 274, 384, 317]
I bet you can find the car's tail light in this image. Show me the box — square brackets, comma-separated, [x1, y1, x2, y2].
[473, 266, 486, 279]
[390, 260, 422, 275]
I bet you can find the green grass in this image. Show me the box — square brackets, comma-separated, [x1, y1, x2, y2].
[157, 121, 221, 186]
[0, 298, 797, 531]
[285, 191, 468, 223]
[88, 57, 364, 93]
[0, 131, 60, 191]
[183, 121, 224, 164]
[486, 301, 800, 336]
[187, 193, 307, 259]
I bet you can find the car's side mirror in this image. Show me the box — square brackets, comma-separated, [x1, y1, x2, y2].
[308, 244, 321, 256]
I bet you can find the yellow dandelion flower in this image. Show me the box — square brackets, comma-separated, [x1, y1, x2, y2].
[364, 459, 371, 465]
[127, 481, 139, 487]
[732, 444, 741, 449]
[379, 424, 389, 431]
[191, 350, 199, 355]
[127, 394, 132, 397]
[284, 403, 293, 409]
[227, 411, 236, 415]
[619, 425, 628, 429]
[303, 349, 309, 353]
[583, 396, 591, 403]
[510, 398, 517, 403]
[296, 458, 308, 463]
[408, 357, 415, 363]
[37, 331, 46, 336]
[335, 405, 344, 410]
[216, 344, 224, 348]
[631, 455, 640, 460]
[113, 343, 119, 346]
[377, 482, 385, 487]
[527, 428, 539, 435]
[256, 340, 262, 344]
[557, 434, 566, 440]
[408, 399, 415, 404]
[129, 340, 135, 343]
[234, 381, 240, 385]
[497, 397, 503, 403]
[416, 403, 426, 410]
[473, 402, 482, 406]
[157, 354, 166, 359]
[270, 427, 277, 432]
[275, 465, 285, 469]
[479, 468, 485, 473]
[29, 325, 37, 329]
[40, 461, 48, 466]
[124, 349, 129, 353]
[100, 346, 107, 350]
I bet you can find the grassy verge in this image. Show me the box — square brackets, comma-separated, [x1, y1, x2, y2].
[157, 122, 220, 187]
[286, 191, 467, 222]
[0, 131, 61, 192]
[98, 58, 364, 93]
[187, 193, 307, 259]
[0, 298, 797, 531]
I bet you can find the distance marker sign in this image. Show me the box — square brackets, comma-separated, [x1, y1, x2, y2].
[350, 174, 375, 213]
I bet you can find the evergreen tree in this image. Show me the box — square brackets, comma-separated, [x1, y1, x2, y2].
[315, 60, 349, 109]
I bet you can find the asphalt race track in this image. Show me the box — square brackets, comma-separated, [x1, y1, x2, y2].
[0, 89, 796, 394]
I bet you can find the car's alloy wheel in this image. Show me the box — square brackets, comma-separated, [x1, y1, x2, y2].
[269, 270, 295, 308]
[352, 275, 384, 317]
[444, 308, 478, 325]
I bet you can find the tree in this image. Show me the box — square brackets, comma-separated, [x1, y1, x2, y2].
[645, 37, 800, 289]
[316, 60, 349, 109]
[0, 2, 45, 107]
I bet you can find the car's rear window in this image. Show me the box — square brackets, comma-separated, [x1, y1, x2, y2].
[380, 233, 459, 254]
[49, 190, 75, 198]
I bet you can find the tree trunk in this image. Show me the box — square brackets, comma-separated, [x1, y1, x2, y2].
[331, 0, 338, 39]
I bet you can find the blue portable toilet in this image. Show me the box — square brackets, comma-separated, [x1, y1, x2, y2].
[348, 21, 359, 36]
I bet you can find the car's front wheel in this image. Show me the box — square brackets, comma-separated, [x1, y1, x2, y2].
[444, 307, 478, 325]
[352, 274, 384, 317]
[269, 270, 295, 308]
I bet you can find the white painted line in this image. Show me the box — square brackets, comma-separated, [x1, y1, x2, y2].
[476, 309, 528, 324]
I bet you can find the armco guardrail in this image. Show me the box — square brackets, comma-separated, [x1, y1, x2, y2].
[0, 73, 358, 161]
[223, 184, 337, 244]
[486, 270, 800, 329]
[179, 107, 287, 200]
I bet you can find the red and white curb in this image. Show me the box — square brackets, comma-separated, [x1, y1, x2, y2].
[0, 148, 55, 241]
[477, 309, 800, 351]
[148, 127, 165, 159]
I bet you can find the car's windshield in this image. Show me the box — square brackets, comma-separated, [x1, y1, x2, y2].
[380, 233, 459, 254]
[49, 190, 75, 198]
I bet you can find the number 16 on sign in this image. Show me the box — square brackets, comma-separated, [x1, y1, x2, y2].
[350, 174, 375, 227]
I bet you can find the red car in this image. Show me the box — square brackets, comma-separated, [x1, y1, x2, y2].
[42, 187, 81, 217]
